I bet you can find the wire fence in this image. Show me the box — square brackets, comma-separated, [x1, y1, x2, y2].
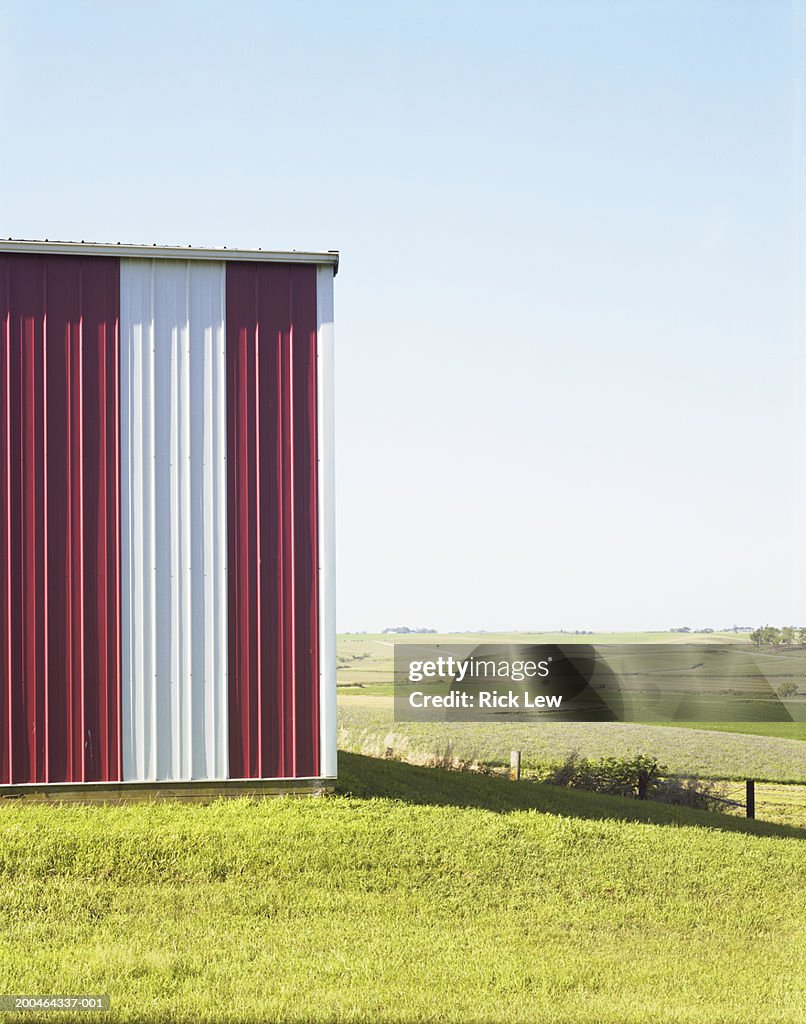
[508, 752, 758, 817]
[670, 779, 755, 817]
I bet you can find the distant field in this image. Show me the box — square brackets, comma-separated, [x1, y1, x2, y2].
[338, 633, 806, 716]
[337, 633, 806, 780]
[668, 721, 806, 741]
[337, 631, 754, 693]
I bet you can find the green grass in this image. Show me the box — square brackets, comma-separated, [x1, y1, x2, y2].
[0, 754, 804, 1023]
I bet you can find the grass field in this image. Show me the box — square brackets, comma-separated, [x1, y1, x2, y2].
[0, 753, 804, 1023]
[338, 698, 806, 782]
[0, 631, 801, 1023]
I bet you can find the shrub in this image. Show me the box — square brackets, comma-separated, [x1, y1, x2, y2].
[536, 753, 662, 799]
[533, 753, 725, 810]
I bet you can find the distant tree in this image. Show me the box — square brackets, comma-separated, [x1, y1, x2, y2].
[798, 627, 806, 646]
[763, 625, 782, 646]
[781, 626, 795, 646]
[752, 625, 783, 646]
[777, 681, 798, 698]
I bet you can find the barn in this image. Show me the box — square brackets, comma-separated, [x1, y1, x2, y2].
[0, 239, 336, 797]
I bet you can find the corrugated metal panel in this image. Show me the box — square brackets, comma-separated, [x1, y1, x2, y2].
[316, 267, 337, 778]
[227, 263, 320, 779]
[0, 254, 121, 784]
[120, 260, 228, 782]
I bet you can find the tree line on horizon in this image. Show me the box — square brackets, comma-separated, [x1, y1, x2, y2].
[749, 625, 806, 647]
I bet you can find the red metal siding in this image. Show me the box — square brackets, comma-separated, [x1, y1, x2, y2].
[227, 263, 320, 778]
[0, 254, 120, 784]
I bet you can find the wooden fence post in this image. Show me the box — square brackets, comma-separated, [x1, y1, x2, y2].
[510, 751, 521, 781]
[746, 779, 755, 819]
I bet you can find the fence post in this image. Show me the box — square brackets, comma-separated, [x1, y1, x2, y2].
[746, 779, 755, 819]
[510, 750, 521, 781]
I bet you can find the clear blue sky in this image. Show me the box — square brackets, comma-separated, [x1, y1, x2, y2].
[1, 0, 803, 632]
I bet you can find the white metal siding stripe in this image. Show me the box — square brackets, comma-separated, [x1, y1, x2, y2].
[316, 266, 337, 778]
[120, 259, 228, 782]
